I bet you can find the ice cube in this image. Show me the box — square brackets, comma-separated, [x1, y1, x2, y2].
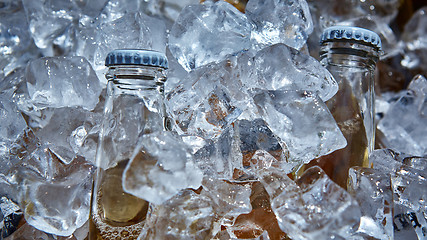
[259, 166, 361, 239]
[401, 7, 427, 73]
[167, 54, 247, 140]
[32, 107, 102, 164]
[246, 0, 313, 50]
[17, 151, 94, 236]
[377, 75, 427, 156]
[248, 44, 338, 101]
[168, 1, 252, 71]
[0, 9, 37, 78]
[138, 189, 215, 240]
[25, 56, 102, 111]
[0, 196, 22, 238]
[123, 131, 203, 205]
[201, 178, 252, 227]
[370, 149, 427, 239]
[75, 11, 165, 82]
[348, 167, 394, 239]
[250, 89, 347, 165]
[0, 96, 27, 155]
[6, 220, 88, 240]
[22, 0, 77, 49]
[193, 128, 241, 180]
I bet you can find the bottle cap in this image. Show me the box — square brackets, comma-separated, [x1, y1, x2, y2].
[320, 26, 381, 50]
[105, 49, 168, 69]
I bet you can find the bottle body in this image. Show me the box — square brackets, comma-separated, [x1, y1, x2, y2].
[303, 40, 379, 188]
[89, 65, 167, 240]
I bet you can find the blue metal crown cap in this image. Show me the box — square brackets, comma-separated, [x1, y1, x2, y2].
[105, 49, 168, 69]
[320, 26, 382, 50]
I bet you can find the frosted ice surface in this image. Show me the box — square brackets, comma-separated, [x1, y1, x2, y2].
[139, 189, 214, 240]
[25, 56, 102, 111]
[259, 166, 361, 239]
[246, 0, 313, 50]
[18, 153, 94, 236]
[168, 1, 252, 71]
[250, 89, 346, 164]
[249, 44, 337, 101]
[378, 75, 427, 156]
[123, 132, 203, 205]
[348, 167, 393, 240]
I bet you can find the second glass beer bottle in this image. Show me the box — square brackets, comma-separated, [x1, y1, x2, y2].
[89, 49, 169, 240]
[302, 26, 381, 188]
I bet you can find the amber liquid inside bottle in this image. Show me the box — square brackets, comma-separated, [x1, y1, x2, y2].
[298, 41, 379, 188]
[89, 160, 149, 240]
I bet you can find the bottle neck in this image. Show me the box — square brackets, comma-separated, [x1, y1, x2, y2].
[320, 41, 379, 71]
[105, 65, 166, 95]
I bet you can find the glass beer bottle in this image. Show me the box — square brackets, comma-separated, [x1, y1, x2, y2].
[302, 26, 381, 188]
[89, 49, 169, 240]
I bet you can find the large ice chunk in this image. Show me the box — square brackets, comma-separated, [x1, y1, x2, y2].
[0, 9, 37, 78]
[123, 132, 203, 205]
[76, 12, 165, 81]
[0, 96, 27, 156]
[167, 54, 247, 140]
[259, 166, 361, 239]
[348, 167, 394, 240]
[139, 189, 214, 240]
[370, 149, 427, 239]
[401, 7, 427, 72]
[17, 149, 94, 236]
[250, 89, 346, 164]
[377, 75, 427, 156]
[168, 1, 252, 71]
[25, 56, 102, 111]
[201, 178, 252, 227]
[246, 0, 313, 50]
[32, 106, 102, 164]
[0, 196, 23, 238]
[249, 44, 337, 101]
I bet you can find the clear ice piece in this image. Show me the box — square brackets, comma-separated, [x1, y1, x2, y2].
[0, 196, 22, 238]
[369, 149, 427, 239]
[401, 7, 427, 71]
[377, 75, 427, 156]
[0, 9, 36, 78]
[167, 55, 247, 140]
[250, 89, 346, 165]
[22, 0, 78, 49]
[139, 189, 215, 240]
[32, 107, 102, 164]
[201, 178, 252, 227]
[76, 12, 164, 81]
[348, 167, 394, 240]
[0, 96, 27, 156]
[123, 132, 203, 205]
[25, 56, 102, 111]
[249, 43, 338, 101]
[18, 151, 94, 236]
[259, 166, 361, 239]
[246, 0, 313, 50]
[193, 128, 241, 180]
[168, 1, 252, 71]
